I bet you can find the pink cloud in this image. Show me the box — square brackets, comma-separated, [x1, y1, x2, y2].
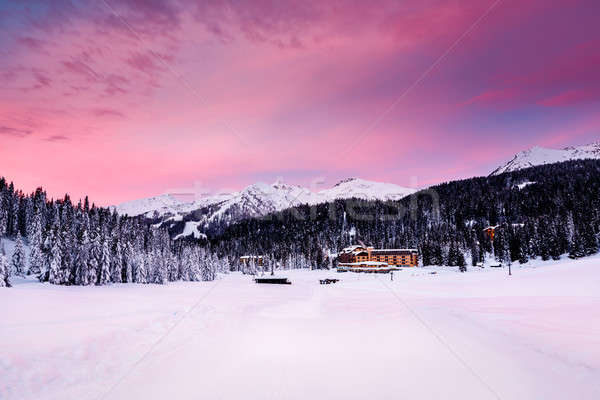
[0, 0, 599, 205]
[539, 89, 600, 107]
[462, 88, 522, 107]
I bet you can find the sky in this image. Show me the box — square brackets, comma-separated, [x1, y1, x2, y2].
[0, 0, 599, 205]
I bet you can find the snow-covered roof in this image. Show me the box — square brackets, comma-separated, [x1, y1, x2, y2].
[240, 255, 264, 259]
[340, 245, 364, 253]
[483, 225, 500, 231]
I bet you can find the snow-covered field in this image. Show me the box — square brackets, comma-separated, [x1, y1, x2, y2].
[2, 258, 600, 400]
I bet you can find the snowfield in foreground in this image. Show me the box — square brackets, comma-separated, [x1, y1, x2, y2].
[1, 258, 600, 400]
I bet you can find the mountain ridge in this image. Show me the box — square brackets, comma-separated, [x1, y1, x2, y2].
[491, 142, 600, 176]
[113, 178, 417, 239]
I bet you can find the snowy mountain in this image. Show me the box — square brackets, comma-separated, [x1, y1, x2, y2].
[319, 178, 415, 202]
[114, 178, 416, 239]
[112, 192, 234, 218]
[113, 194, 182, 217]
[491, 142, 600, 175]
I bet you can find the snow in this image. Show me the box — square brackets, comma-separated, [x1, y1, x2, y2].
[491, 142, 600, 175]
[1, 237, 31, 270]
[111, 194, 182, 217]
[112, 193, 234, 218]
[111, 178, 417, 240]
[516, 181, 536, 189]
[172, 221, 207, 240]
[318, 177, 416, 202]
[2, 256, 600, 399]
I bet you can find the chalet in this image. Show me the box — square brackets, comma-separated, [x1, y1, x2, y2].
[240, 255, 264, 266]
[337, 245, 418, 272]
[483, 226, 499, 241]
[484, 224, 524, 241]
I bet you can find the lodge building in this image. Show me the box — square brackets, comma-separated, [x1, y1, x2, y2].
[337, 245, 419, 272]
[239, 255, 264, 266]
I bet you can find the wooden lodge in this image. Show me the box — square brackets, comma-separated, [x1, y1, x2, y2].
[240, 255, 264, 266]
[337, 245, 418, 272]
[483, 226, 499, 241]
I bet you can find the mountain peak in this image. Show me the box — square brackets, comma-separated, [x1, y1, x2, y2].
[491, 142, 600, 176]
[333, 177, 360, 187]
[113, 177, 417, 238]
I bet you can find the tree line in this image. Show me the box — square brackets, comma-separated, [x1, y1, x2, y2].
[0, 178, 229, 287]
[206, 160, 600, 268]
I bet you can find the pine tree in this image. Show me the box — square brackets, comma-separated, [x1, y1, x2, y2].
[110, 235, 123, 283]
[134, 252, 148, 284]
[75, 229, 91, 285]
[11, 233, 26, 276]
[456, 247, 466, 271]
[568, 232, 585, 259]
[582, 223, 598, 256]
[48, 239, 63, 284]
[98, 237, 111, 285]
[123, 242, 133, 283]
[0, 207, 7, 238]
[0, 242, 11, 287]
[470, 239, 479, 267]
[88, 228, 101, 285]
[28, 210, 44, 276]
[0, 258, 10, 287]
[155, 251, 168, 284]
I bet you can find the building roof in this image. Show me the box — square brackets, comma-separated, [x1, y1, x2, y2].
[340, 245, 365, 254]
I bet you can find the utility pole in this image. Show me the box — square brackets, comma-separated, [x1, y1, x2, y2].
[508, 262, 512, 276]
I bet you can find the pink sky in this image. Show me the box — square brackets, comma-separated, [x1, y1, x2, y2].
[1, 0, 599, 205]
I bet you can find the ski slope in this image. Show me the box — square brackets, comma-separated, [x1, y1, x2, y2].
[1, 257, 599, 399]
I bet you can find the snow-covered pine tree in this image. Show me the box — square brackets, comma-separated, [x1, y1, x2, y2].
[28, 209, 44, 276]
[0, 245, 11, 287]
[123, 242, 133, 283]
[167, 253, 178, 282]
[48, 238, 63, 285]
[110, 234, 123, 283]
[11, 233, 26, 276]
[0, 207, 7, 237]
[568, 231, 585, 259]
[457, 250, 467, 272]
[98, 237, 111, 285]
[133, 252, 147, 284]
[88, 228, 101, 285]
[75, 228, 91, 285]
[582, 223, 598, 256]
[470, 239, 479, 266]
[200, 252, 216, 281]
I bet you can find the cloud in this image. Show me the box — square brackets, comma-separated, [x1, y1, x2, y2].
[539, 89, 600, 107]
[44, 135, 69, 142]
[32, 70, 52, 88]
[126, 52, 163, 74]
[0, 126, 33, 137]
[92, 108, 126, 118]
[17, 36, 46, 50]
[463, 88, 522, 108]
[61, 59, 103, 82]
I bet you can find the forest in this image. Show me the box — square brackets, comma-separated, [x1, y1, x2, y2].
[207, 159, 600, 269]
[0, 180, 229, 287]
[2, 159, 598, 287]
